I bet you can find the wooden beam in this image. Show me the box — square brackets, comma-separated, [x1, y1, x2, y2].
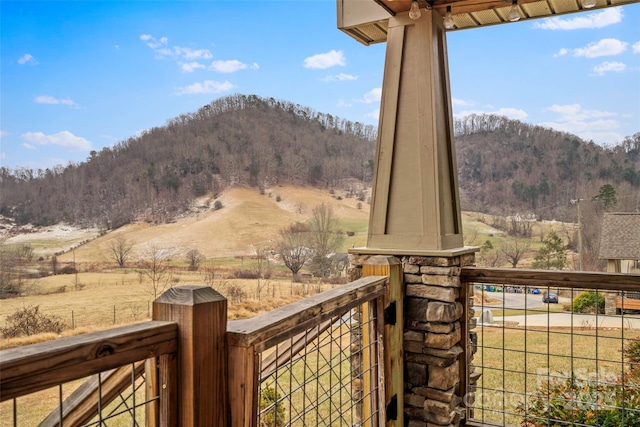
[0, 321, 177, 402]
[363, 256, 404, 427]
[39, 361, 146, 427]
[227, 344, 259, 427]
[377, 0, 544, 16]
[226, 276, 388, 351]
[461, 267, 640, 291]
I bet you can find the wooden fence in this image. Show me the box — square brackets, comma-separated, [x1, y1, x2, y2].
[0, 268, 400, 426]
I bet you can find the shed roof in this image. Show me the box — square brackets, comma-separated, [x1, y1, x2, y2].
[338, 0, 639, 45]
[599, 212, 640, 260]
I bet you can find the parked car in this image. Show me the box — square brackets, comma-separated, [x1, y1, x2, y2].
[543, 291, 559, 304]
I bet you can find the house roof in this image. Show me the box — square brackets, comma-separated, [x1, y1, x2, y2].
[338, 0, 639, 45]
[599, 212, 640, 260]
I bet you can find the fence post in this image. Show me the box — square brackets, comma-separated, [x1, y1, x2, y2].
[153, 285, 228, 426]
[363, 256, 404, 426]
[227, 343, 258, 427]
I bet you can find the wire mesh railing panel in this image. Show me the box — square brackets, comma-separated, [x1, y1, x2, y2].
[0, 360, 158, 427]
[468, 283, 640, 427]
[257, 301, 383, 427]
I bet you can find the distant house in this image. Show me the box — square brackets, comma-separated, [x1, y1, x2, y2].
[599, 212, 640, 273]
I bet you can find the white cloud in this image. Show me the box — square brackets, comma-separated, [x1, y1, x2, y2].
[544, 104, 616, 122]
[553, 48, 569, 57]
[573, 38, 627, 58]
[303, 50, 346, 69]
[18, 53, 37, 65]
[140, 34, 168, 49]
[22, 143, 36, 150]
[35, 95, 76, 106]
[180, 62, 205, 73]
[209, 60, 253, 73]
[173, 46, 213, 60]
[540, 103, 622, 144]
[174, 80, 235, 95]
[140, 34, 213, 63]
[452, 98, 474, 107]
[364, 109, 380, 120]
[357, 88, 382, 104]
[533, 8, 622, 30]
[593, 61, 627, 75]
[0, 130, 8, 138]
[21, 131, 93, 151]
[633, 41, 640, 54]
[322, 73, 358, 82]
[337, 99, 352, 108]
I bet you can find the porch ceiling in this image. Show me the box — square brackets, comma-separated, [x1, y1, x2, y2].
[339, 0, 639, 45]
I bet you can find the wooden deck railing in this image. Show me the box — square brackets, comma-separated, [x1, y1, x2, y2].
[0, 273, 397, 426]
[460, 267, 640, 427]
[0, 321, 178, 425]
[227, 275, 389, 427]
[4, 264, 637, 427]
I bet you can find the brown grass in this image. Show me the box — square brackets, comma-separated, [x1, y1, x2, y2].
[472, 325, 638, 425]
[50, 186, 370, 264]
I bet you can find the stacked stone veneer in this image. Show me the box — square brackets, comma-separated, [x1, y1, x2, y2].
[349, 252, 479, 427]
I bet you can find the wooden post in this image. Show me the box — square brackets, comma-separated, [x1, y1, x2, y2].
[363, 256, 404, 426]
[153, 286, 228, 427]
[145, 358, 158, 426]
[227, 344, 259, 427]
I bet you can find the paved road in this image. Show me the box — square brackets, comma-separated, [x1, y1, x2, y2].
[474, 292, 640, 329]
[491, 312, 640, 329]
[473, 291, 546, 310]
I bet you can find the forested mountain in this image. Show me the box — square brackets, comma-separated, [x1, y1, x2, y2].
[1, 94, 638, 243]
[0, 94, 377, 228]
[455, 114, 639, 269]
[455, 114, 640, 220]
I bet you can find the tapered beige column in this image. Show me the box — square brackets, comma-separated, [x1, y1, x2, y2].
[366, 9, 464, 254]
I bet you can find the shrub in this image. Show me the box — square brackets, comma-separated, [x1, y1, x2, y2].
[518, 373, 640, 427]
[213, 200, 223, 210]
[625, 337, 640, 381]
[1, 305, 67, 338]
[260, 386, 286, 426]
[233, 269, 260, 280]
[227, 285, 247, 304]
[572, 291, 605, 314]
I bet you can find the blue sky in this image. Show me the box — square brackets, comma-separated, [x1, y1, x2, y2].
[1, 1, 639, 171]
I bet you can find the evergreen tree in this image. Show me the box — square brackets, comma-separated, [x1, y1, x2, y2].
[532, 231, 566, 270]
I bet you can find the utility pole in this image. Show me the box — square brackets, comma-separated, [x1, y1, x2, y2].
[571, 199, 583, 271]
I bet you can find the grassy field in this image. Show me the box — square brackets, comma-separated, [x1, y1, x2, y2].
[0, 185, 586, 347]
[472, 325, 639, 426]
[0, 185, 595, 425]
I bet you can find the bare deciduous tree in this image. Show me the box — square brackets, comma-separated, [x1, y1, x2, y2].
[277, 223, 310, 283]
[108, 236, 134, 268]
[185, 249, 205, 271]
[139, 245, 174, 299]
[308, 203, 344, 278]
[500, 240, 531, 268]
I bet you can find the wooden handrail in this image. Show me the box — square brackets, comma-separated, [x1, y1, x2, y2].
[227, 275, 389, 427]
[461, 267, 640, 291]
[0, 321, 178, 402]
[227, 275, 388, 352]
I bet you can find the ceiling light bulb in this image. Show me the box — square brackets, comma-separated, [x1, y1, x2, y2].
[582, 0, 597, 8]
[409, 0, 421, 20]
[508, 0, 521, 22]
[444, 6, 455, 29]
